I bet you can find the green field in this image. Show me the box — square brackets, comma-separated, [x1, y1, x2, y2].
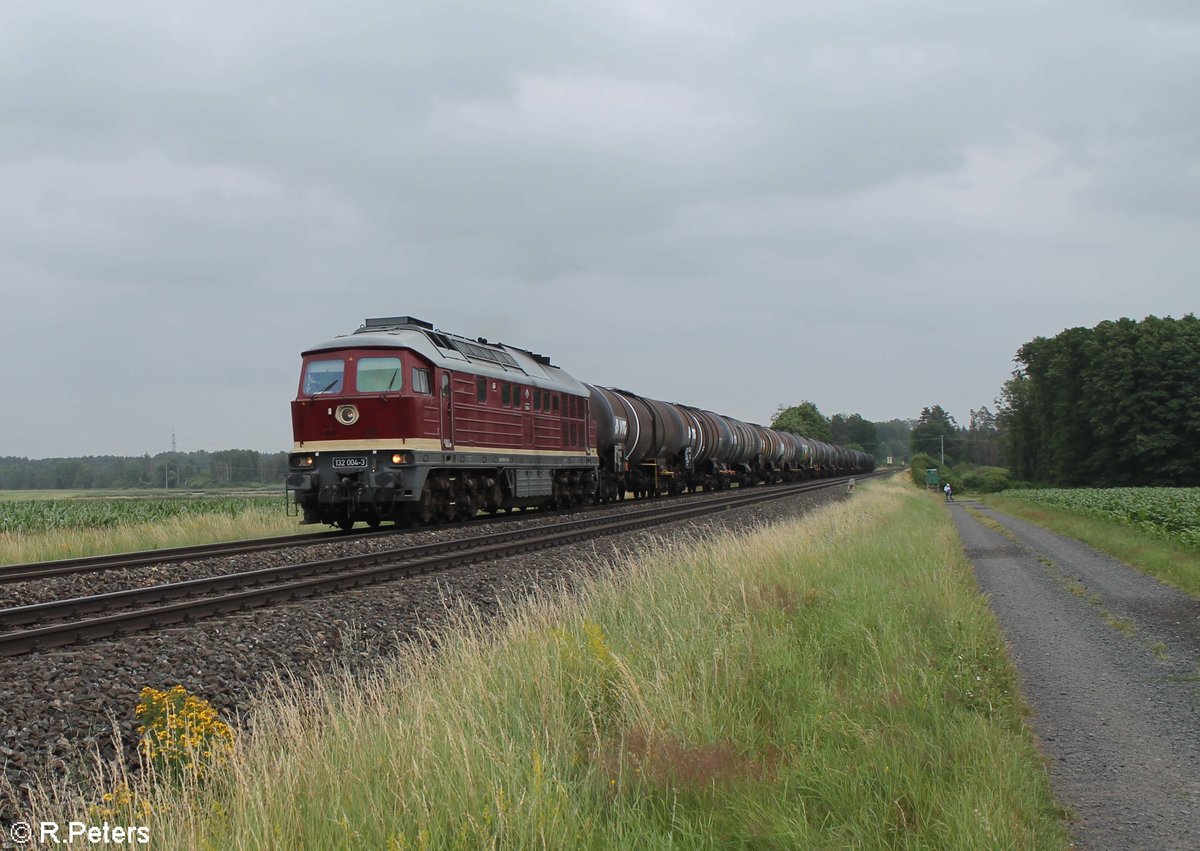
[39, 478, 1067, 849]
[995, 488, 1200, 550]
[986, 488, 1200, 597]
[0, 491, 301, 565]
[0, 494, 286, 535]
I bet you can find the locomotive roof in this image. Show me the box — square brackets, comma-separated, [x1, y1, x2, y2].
[301, 324, 589, 395]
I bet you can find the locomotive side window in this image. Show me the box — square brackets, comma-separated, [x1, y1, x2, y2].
[552, 394, 559, 412]
[502, 384, 511, 407]
[356, 357, 403, 392]
[412, 368, 432, 395]
[302, 359, 344, 395]
[477, 376, 487, 402]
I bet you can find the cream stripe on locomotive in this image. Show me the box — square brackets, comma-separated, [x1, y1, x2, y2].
[293, 438, 596, 458]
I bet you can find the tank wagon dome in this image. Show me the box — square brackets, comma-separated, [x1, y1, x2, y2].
[301, 316, 589, 397]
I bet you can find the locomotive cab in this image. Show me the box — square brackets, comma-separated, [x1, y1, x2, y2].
[288, 317, 598, 529]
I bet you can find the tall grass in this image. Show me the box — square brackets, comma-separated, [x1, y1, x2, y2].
[0, 510, 301, 565]
[30, 478, 1067, 848]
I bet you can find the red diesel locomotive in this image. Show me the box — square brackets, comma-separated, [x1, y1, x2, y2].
[287, 317, 874, 528]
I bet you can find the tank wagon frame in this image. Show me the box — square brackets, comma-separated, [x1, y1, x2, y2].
[287, 317, 875, 529]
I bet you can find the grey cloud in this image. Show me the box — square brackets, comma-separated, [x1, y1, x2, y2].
[1, 0, 1197, 457]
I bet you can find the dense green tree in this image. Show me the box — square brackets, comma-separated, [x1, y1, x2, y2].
[965, 407, 1002, 467]
[998, 315, 1200, 485]
[910, 405, 960, 465]
[873, 419, 913, 463]
[772, 401, 832, 442]
[830, 413, 878, 455]
[0, 450, 291, 490]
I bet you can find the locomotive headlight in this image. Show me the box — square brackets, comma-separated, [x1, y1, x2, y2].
[290, 454, 315, 469]
[335, 404, 360, 425]
[390, 452, 413, 465]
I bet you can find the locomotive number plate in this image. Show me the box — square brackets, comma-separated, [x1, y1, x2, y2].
[332, 457, 368, 469]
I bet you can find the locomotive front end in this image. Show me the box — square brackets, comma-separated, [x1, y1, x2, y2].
[289, 316, 601, 529]
[288, 344, 433, 528]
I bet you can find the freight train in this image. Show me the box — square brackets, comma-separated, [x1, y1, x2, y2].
[287, 317, 875, 529]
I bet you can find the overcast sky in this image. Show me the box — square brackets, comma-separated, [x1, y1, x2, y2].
[2, 1, 1196, 459]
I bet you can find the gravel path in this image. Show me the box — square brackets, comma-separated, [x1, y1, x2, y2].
[951, 501, 1200, 850]
[0, 486, 846, 823]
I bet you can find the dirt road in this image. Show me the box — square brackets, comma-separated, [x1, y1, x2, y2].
[951, 502, 1200, 849]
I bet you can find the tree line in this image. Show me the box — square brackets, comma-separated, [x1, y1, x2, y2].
[774, 316, 1198, 488]
[0, 450, 290, 490]
[997, 315, 1200, 486]
[771, 402, 1003, 470]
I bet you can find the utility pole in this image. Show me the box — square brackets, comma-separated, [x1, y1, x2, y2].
[940, 435, 944, 465]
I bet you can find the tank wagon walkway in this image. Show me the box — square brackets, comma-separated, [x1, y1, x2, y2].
[949, 502, 1200, 850]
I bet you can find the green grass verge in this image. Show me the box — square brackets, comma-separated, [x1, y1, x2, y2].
[0, 509, 303, 566]
[984, 495, 1200, 599]
[47, 478, 1067, 848]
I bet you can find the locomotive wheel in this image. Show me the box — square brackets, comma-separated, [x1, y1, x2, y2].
[337, 517, 354, 532]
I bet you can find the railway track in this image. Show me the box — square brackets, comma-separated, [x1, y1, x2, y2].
[0, 474, 877, 657]
[0, 492, 719, 584]
[0, 523, 420, 584]
[0, 476, 861, 584]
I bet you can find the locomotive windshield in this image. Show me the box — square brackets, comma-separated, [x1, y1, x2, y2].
[357, 357, 403, 392]
[302, 359, 344, 395]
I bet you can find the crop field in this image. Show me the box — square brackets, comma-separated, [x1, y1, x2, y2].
[0, 492, 299, 564]
[0, 494, 286, 535]
[998, 488, 1200, 550]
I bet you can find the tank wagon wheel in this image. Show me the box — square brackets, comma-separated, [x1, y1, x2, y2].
[337, 517, 354, 532]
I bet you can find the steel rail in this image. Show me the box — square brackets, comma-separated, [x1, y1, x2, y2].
[0, 473, 881, 657]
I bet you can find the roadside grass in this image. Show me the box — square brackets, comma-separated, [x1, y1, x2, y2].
[33, 478, 1067, 848]
[0, 487, 278, 501]
[0, 511, 302, 566]
[983, 495, 1200, 599]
